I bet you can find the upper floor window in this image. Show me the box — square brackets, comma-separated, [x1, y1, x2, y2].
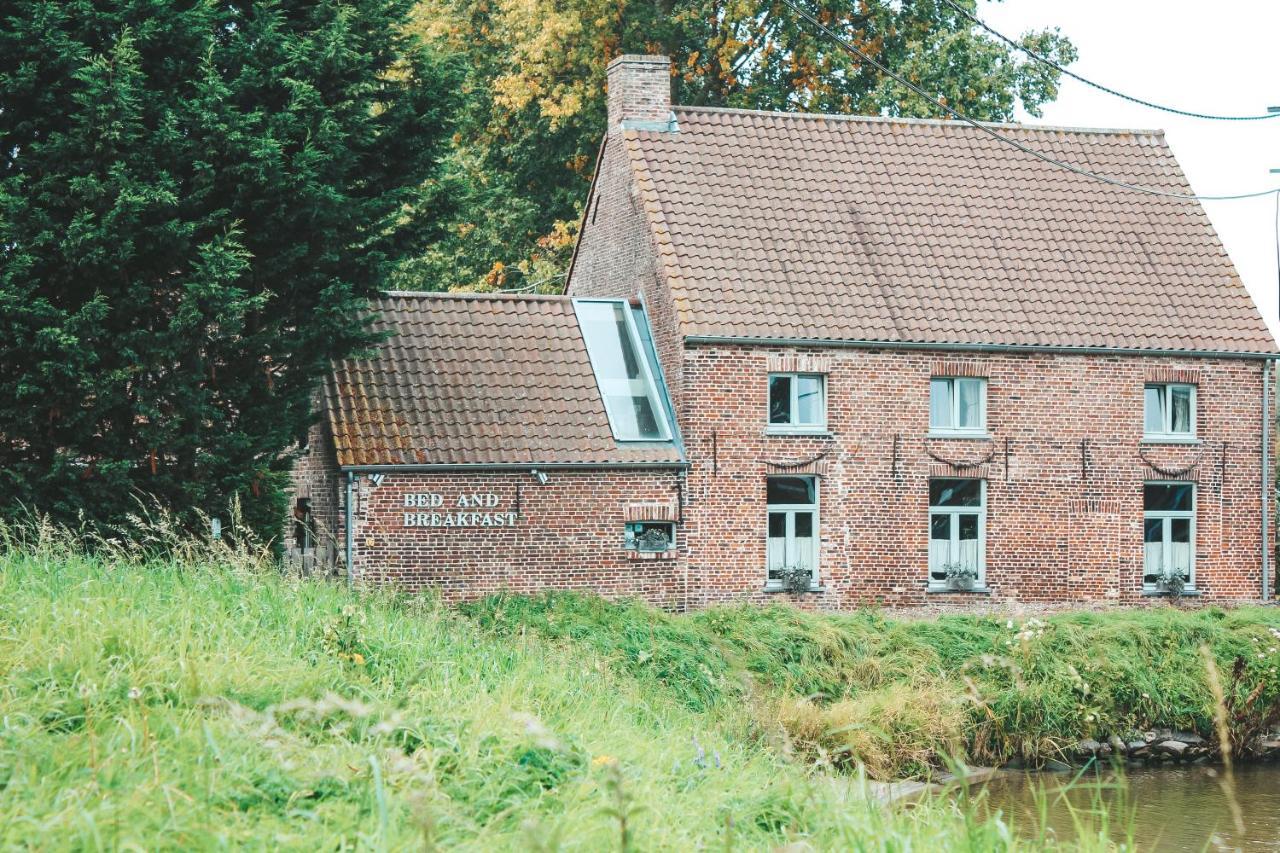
[576, 300, 671, 442]
[1144, 383, 1195, 440]
[930, 377, 986, 435]
[768, 373, 825, 431]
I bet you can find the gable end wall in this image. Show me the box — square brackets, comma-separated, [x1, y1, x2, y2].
[569, 138, 684, 415]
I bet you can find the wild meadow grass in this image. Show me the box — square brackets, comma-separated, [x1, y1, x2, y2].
[0, 537, 1113, 851]
[0, 519, 1270, 848]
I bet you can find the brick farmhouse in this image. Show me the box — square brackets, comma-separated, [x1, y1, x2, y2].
[290, 55, 1279, 610]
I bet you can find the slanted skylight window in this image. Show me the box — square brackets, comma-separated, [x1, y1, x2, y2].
[576, 300, 671, 442]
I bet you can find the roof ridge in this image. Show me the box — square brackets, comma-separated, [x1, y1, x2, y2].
[381, 290, 572, 302]
[670, 104, 1166, 137]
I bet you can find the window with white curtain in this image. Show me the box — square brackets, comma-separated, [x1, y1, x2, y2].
[928, 479, 985, 586]
[766, 476, 818, 587]
[1143, 482, 1194, 588]
[930, 377, 987, 435]
[1144, 384, 1195, 440]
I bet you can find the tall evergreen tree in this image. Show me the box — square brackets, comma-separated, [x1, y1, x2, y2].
[0, 1, 457, 538]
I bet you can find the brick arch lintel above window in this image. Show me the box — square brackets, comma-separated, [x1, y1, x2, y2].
[928, 463, 993, 480]
[1140, 463, 1201, 482]
[1146, 367, 1200, 385]
[930, 361, 986, 378]
[623, 501, 680, 522]
[766, 354, 832, 374]
[1138, 444, 1206, 480]
[764, 454, 830, 477]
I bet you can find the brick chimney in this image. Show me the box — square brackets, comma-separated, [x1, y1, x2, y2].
[606, 54, 675, 133]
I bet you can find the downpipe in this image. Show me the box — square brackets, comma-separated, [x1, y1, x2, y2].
[345, 471, 355, 588]
[1264, 359, 1272, 603]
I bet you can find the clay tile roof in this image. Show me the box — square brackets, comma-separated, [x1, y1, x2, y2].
[327, 292, 683, 468]
[623, 107, 1277, 354]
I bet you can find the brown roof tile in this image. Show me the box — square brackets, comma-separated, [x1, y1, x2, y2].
[623, 108, 1277, 354]
[328, 293, 683, 468]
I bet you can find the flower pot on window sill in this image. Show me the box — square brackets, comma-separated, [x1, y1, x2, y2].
[775, 567, 815, 595]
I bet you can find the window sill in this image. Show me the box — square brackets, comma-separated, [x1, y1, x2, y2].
[764, 426, 832, 437]
[1140, 437, 1200, 445]
[764, 585, 827, 594]
[1142, 588, 1201, 598]
[926, 585, 992, 595]
[927, 432, 992, 441]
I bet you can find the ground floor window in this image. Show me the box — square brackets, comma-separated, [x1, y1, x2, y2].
[929, 479, 985, 587]
[293, 498, 313, 552]
[766, 476, 817, 588]
[623, 521, 676, 553]
[1144, 482, 1194, 590]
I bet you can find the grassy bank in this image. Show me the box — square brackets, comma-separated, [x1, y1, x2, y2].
[0, 544, 1073, 850]
[470, 593, 1280, 779]
[0, 538, 1273, 848]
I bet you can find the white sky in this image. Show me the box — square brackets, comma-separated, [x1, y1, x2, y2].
[978, 0, 1280, 345]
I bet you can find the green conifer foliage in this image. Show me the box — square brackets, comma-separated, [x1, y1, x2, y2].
[0, 1, 457, 539]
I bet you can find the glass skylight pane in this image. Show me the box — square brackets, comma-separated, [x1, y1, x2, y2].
[576, 300, 669, 441]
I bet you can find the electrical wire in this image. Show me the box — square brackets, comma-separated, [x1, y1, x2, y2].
[490, 270, 568, 293]
[781, 0, 1280, 201]
[938, 0, 1279, 122]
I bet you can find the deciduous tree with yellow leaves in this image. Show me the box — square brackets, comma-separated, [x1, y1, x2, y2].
[397, 0, 1074, 294]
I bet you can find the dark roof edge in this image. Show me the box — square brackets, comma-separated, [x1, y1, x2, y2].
[671, 105, 1166, 137]
[380, 290, 572, 302]
[340, 461, 690, 473]
[683, 335, 1280, 360]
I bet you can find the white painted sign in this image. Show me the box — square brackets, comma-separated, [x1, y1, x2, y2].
[401, 492, 517, 528]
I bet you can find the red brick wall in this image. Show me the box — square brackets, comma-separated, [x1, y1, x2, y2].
[569, 134, 686, 418]
[678, 344, 1273, 608]
[346, 470, 687, 606]
[284, 419, 343, 576]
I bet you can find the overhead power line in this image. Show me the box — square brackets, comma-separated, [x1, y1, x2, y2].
[780, 0, 1280, 202]
[939, 0, 1279, 122]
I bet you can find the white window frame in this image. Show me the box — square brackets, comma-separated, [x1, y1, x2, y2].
[574, 299, 672, 442]
[1143, 481, 1196, 590]
[766, 372, 827, 434]
[1143, 383, 1197, 442]
[929, 377, 988, 437]
[765, 476, 819, 589]
[928, 479, 987, 587]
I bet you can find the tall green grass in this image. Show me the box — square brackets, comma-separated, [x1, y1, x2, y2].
[0, 543, 1118, 850]
[2, 512, 1270, 849]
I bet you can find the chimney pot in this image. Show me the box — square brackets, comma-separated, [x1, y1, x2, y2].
[606, 54, 674, 134]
